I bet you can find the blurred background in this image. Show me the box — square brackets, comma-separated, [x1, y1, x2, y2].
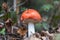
[0, 0, 60, 40]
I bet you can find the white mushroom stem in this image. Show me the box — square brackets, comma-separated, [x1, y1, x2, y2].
[28, 22, 35, 37]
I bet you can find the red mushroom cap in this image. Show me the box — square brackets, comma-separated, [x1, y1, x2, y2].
[20, 9, 42, 23]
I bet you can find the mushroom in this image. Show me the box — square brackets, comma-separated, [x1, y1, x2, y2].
[20, 9, 41, 37]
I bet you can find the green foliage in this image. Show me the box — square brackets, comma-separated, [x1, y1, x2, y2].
[52, 15, 60, 27]
[35, 22, 49, 32]
[0, 11, 17, 25]
[20, 7, 27, 12]
[40, 4, 54, 12]
[53, 16, 60, 20]
[35, 23, 42, 32]
[0, 28, 5, 35]
[28, 0, 48, 10]
[10, 11, 17, 24]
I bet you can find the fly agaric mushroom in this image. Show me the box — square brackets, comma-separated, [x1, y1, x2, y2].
[20, 9, 41, 37]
